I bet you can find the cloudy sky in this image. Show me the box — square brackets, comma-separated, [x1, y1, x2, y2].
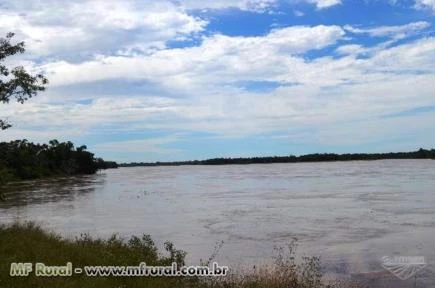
[1, 0, 435, 162]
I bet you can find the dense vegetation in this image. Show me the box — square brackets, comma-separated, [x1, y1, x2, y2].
[121, 148, 435, 167]
[0, 223, 359, 288]
[0, 139, 117, 183]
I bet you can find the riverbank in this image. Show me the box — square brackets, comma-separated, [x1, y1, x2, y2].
[0, 140, 117, 192]
[0, 223, 359, 288]
[120, 148, 435, 167]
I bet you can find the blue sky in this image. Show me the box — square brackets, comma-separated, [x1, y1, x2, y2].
[0, 0, 435, 162]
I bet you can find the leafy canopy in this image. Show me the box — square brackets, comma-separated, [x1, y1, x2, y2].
[0, 32, 48, 130]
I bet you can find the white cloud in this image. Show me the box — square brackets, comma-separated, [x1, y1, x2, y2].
[94, 136, 181, 155]
[415, 0, 435, 12]
[335, 44, 366, 55]
[180, 0, 278, 12]
[3, 33, 434, 140]
[41, 25, 345, 87]
[344, 21, 431, 40]
[181, 0, 343, 11]
[0, 0, 354, 65]
[305, 0, 342, 9]
[0, 0, 207, 60]
[294, 10, 305, 16]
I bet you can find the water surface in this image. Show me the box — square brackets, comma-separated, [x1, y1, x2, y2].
[1, 160, 434, 285]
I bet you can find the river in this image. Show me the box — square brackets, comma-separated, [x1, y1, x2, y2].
[1, 160, 434, 286]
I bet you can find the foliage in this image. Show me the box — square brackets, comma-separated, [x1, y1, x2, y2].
[201, 241, 360, 288]
[0, 222, 187, 288]
[121, 148, 435, 167]
[0, 139, 117, 181]
[95, 158, 119, 169]
[0, 223, 360, 288]
[0, 32, 48, 130]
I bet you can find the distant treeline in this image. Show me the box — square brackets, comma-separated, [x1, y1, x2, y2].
[120, 148, 435, 167]
[0, 139, 118, 183]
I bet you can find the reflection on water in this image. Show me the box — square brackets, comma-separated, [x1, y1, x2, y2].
[0, 160, 434, 287]
[0, 174, 105, 208]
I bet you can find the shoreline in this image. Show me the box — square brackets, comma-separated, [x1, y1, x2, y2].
[119, 148, 435, 167]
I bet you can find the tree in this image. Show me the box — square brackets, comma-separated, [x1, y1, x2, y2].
[0, 32, 48, 130]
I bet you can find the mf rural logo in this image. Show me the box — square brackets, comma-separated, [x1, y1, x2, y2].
[381, 256, 427, 280]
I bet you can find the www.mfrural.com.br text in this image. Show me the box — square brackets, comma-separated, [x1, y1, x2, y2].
[10, 262, 229, 277]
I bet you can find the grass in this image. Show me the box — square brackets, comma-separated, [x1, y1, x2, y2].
[0, 223, 360, 288]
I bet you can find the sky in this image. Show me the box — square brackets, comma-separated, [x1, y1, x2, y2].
[0, 0, 435, 162]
